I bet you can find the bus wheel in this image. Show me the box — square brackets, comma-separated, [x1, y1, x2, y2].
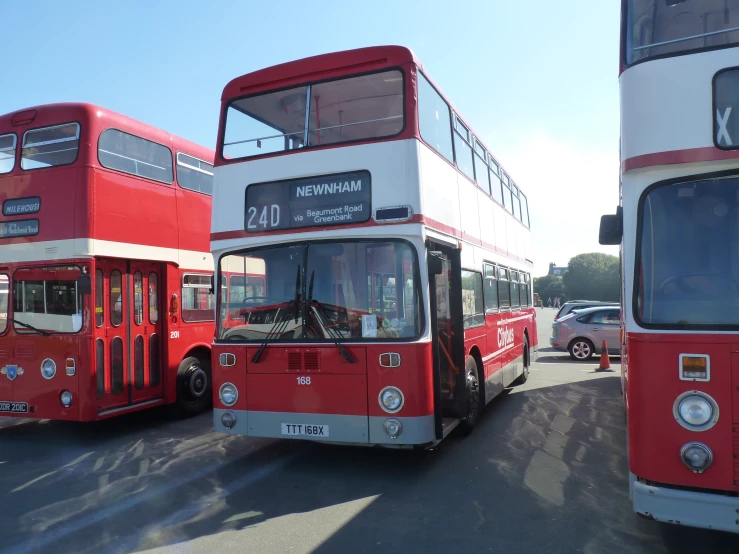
[568, 338, 594, 361]
[176, 356, 212, 415]
[459, 356, 482, 434]
[513, 337, 530, 385]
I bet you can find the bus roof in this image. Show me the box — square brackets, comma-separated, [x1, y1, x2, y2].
[218, 46, 526, 197]
[0, 102, 213, 163]
[222, 45, 418, 100]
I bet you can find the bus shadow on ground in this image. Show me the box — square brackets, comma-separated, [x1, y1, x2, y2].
[1, 377, 738, 554]
[0, 406, 197, 460]
[5, 376, 728, 554]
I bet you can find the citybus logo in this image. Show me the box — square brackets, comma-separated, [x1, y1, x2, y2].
[498, 327, 514, 348]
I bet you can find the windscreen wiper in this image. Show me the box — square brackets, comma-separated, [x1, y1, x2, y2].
[9, 318, 51, 337]
[251, 265, 301, 363]
[305, 270, 355, 364]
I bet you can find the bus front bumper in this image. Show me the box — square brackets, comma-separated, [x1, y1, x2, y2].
[214, 408, 436, 446]
[630, 472, 739, 534]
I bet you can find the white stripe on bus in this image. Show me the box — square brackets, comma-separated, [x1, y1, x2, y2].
[497, 314, 533, 325]
[482, 342, 517, 362]
[0, 238, 213, 271]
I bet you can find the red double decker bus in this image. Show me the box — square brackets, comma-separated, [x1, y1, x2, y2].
[600, 0, 739, 533]
[211, 46, 538, 447]
[0, 103, 216, 421]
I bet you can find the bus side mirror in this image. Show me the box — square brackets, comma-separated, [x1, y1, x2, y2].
[77, 274, 91, 295]
[428, 252, 444, 275]
[599, 207, 623, 245]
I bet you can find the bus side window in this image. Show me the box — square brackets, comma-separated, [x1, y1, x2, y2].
[483, 264, 498, 312]
[461, 270, 484, 329]
[110, 270, 123, 327]
[0, 274, 8, 334]
[498, 268, 511, 310]
[182, 274, 214, 323]
[95, 269, 104, 328]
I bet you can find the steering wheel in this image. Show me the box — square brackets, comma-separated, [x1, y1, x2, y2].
[660, 273, 739, 295]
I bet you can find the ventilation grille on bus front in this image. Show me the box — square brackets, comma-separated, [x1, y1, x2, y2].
[286, 352, 320, 371]
[287, 353, 302, 371]
[0, 347, 8, 359]
[304, 352, 319, 370]
[14, 346, 35, 359]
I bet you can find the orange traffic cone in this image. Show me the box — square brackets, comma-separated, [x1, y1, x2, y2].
[597, 339, 611, 371]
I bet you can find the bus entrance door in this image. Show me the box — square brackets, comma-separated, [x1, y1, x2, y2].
[95, 259, 164, 414]
[428, 244, 465, 437]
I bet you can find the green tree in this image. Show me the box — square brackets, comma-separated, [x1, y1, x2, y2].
[534, 275, 567, 303]
[562, 253, 619, 301]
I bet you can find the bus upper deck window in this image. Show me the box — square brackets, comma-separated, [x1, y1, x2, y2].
[223, 69, 405, 160]
[21, 123, 80, 170]
[0, 134, 17, 174]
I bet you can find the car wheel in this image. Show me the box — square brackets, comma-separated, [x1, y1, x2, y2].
[568, 338, 594, 361]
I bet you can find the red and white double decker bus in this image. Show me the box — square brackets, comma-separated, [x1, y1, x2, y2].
[0, 103, 216, 421]
[210, 46, 538, 447]
[600, 0, 739, 533]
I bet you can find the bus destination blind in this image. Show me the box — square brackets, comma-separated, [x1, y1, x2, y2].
[715, 68, 739, 150]
[0, 219, 39, 238]
[244, 170, 371, 232]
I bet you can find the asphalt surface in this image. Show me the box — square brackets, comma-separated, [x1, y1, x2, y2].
[1, 308, 738, 553]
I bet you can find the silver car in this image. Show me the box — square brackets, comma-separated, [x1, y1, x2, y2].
[549, 306, 621, 360]
[555, 300, 619, 321]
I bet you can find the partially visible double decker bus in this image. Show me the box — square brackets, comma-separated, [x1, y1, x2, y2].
[600, 0, 739, 533]
[211, 46, 537, 446]
[0, 103, 216, 421]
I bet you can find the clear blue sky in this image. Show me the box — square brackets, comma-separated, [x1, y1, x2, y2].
[5, 1, 621, 276]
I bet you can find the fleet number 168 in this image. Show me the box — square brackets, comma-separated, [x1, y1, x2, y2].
[296, 376, 311, 385]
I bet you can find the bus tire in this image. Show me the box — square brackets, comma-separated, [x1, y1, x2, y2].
[513, 337, 530, 385]
[176, 356, 212, 415]
[459, 356, 482, 434]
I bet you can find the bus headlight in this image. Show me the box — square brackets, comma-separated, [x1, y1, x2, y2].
[221, 411, 237, 429]
[60, 390, 73, 408]
[379, 386, 404, 413]
[219, 383, 238, 406]
[383, 418, 403, 438]
[41, 359, 56, 380]
[681, 442, 713, 473]
[674, 391, 718, 431]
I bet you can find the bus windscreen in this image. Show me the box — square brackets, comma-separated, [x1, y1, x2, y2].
[637, 175, 739, 328]
[12, 266, 84, 334]
[626, 0, 739, 65]
[217, 240, 421, 342]
[222, 70, 404, 159]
